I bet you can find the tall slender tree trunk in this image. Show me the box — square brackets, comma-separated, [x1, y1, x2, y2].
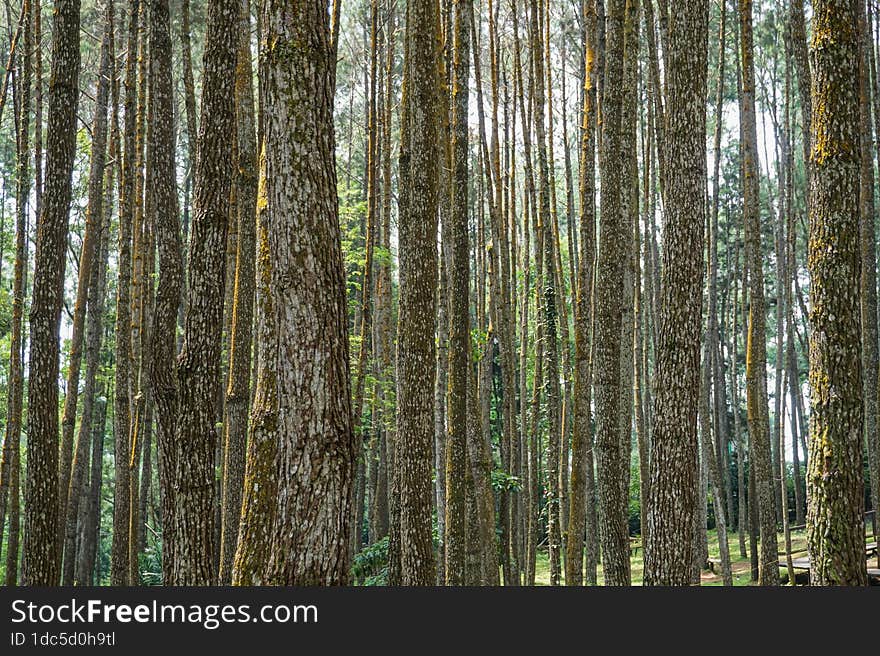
[393, 0, 441, 586]
[110, 0, 140, 586]
[644, 0, 709, 587]
[231, 150, 277, 585]
[181, 0, 198, 176]
[0, 0, 31, 585]
[593, 0, 631, 587]
[565, 0, 598, 586]
[527, 0, 562, 587]
[149, 0, 184, 585]
[77, 394, 106, 584]
[446, 0, 472, 586]
[171, 0, 239, 586]
[857, 0, 880, 548]
[738, 0, 779, 585]
[219, 0, 257, 585]
[806, 0, 868, 587]
[70, 141, 114, 585]
[59, 1, 113, 582]
[730, 239, 748, 558]
[23, 0, 82, 586]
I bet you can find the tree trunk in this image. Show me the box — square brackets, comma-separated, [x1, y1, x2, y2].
[59, 3, 113, 583]
[231, 150, 277, 586]
[643, 0, 708, 587]
[393, 0, 441, 586]
[77, 394, 107, 585]
[219, 0, 257, 585]
[738, 0, 779, 585]
[23, 0, 82, 586]
[171, 0, 239, 586]
[69, 143, 113, 585]
[0, 0, 31, 579]
[857, 0, 880, 550]
[256, 0, 355, 586]
[527, 0, 562, 587]
[806, 0, 868, 587]
[446, 0, 471, 586]
[148, 0, 184, 585]
[593, 0, 631, 587]
[565, 0, 597, 586]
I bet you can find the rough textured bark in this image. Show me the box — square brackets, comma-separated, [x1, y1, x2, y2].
[527, 0, 561, 587]
[466, 340, 499, 585]
[0, 0, 32, 585]
[594, 0, 631, 587]
[702, 345, 733, 586]
[171, 0, 239, 586]
[148, 0, 184, 584]
[23, 0, 81, 586]
[369, 2, 395, 546]
[57, 3, 113, 573]
[738, 0, 779, 585]
[352, 0, 381, 565]
[393, 0, 440, 586]
[109, 0, 139, 587]
[257, 0, 355, 585]
[181, 0, 198, 168]
[77, 394, 106, 585]
[219, 0, 257, 585]
[231, 147, 277, 586]
[128, 0, 154, 585]
[617, 1, 639, 577]
[806, 0, 868, 587]
[0, 0, 31, 574]
[789, 0, 812, 195]
[566, 0, 597, 586]
[644, 0, 708, 587]
[445, 0, 470, 586]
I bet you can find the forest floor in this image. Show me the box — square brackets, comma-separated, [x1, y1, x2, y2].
[533, 527, 879, 586]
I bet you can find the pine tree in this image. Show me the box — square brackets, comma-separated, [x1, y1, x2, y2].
[644, 0, 709, 587]
[23, 0, 82, 586]
[806, 0, 868, 587]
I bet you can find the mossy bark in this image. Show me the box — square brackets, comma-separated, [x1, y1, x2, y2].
[738, 0, 779, 585]
[806, 0, 868, 587]
[148, 0, 184, 585]
[219, 0, 258, 585]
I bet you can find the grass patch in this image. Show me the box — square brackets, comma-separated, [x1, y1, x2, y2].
[529, 526, 854, 586]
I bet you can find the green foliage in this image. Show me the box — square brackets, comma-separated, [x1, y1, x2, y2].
[491, 469, 522, 493]
[139, 545, 163, 586]
[471, 327, 488, 363]
[351, 537, 389, 586]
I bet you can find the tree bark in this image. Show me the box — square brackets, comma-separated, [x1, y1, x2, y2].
[806, 0, 868, 587]
[171, 0, 239, 586]
[738, 0, 779, 585]
[23, 0, 81, 586]
[644, 0, 709, 587]
[565, 0, 598, 586]
[258, 0, 355, 585]
[148, 0, 184, 585]
[445, 0, 472, 586]
[69, 139, 113, 585]
[393, 0, 441, 586]
[219, 0, 257, 585]
[59, 2, 113, 583]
